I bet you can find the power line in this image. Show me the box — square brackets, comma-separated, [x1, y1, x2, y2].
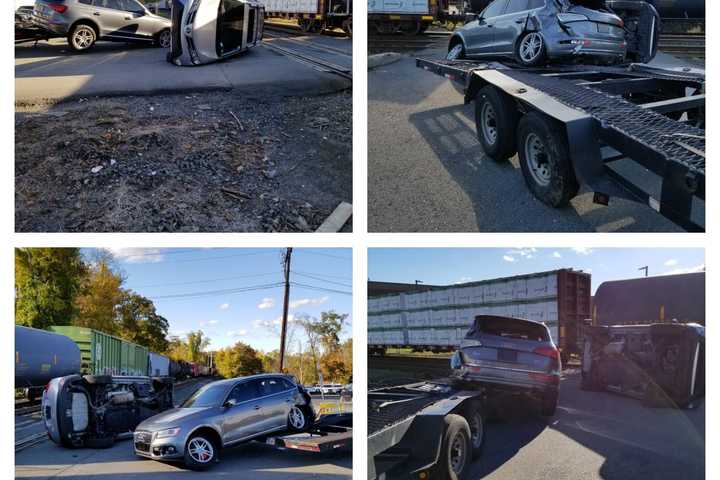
[291, 269, 352, 281]
[297, 251, 352, 261]
[149, 282, 284, 300]
[291, 271, 352, 288]
[161, 251, 281, 264]
[134, 271, 281, 288]
[290, 281, 352, 296]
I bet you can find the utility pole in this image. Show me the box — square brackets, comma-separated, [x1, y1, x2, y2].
[638, 266, 648, 277]
[279, 247, 293, 372]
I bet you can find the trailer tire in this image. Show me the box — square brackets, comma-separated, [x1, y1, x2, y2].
[432, 414, 471, 480]
[475, 86, 519, 161]
[465, 409, 485, 459]
[517, 111, 579, 207]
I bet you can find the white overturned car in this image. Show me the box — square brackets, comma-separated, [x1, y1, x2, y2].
[168, 0, 264, 66]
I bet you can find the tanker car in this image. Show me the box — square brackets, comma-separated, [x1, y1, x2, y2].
[368, 269, 591, 362]
[15, 326, 81, 401]
[260, 0, 352, 34]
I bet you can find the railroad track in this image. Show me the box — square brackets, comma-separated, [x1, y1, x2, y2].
[262, 34, 352, 80]
[658, 33, 705, 60]
[16, 432, 47, 453]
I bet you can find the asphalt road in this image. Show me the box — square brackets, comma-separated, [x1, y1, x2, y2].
[471, 371, 704, 480]
[368, 47, 702, 232]
[16, 377, 352, 479]
[16, 33, 351, 104]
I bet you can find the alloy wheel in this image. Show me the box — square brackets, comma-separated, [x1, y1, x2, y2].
[289, 406, 306, 429]
[188, 437, 214, 464]
[73, 27, 94, 50]
[520, 32, 543, 63]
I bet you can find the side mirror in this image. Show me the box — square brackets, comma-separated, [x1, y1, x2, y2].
[450, 351, 463, 370]
[224, 398, 238, 408]
[465, 13, 479, 23]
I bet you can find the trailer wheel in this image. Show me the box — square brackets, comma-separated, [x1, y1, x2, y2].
[517, 112, 579, 207]
[432, 414, 471, 480]
[475, 85, 519, 161]
[465, 409, 485, 459]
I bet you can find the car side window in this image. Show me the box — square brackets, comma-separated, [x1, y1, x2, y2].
[259, 378, 286, 396]
[505, 0, 529, 13]
[95, 0, 123, 10]
[482, 0, 509, 18]
[123, 0, 146, 13]
[78, 0, 93, 5]
[279, 379, 295, 391]
[228, 380, 260, 403]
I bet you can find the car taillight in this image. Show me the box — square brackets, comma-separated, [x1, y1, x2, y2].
[529, 372, 560, 385]
[533, 346, 560, 364]
[48, 3, 68, 13]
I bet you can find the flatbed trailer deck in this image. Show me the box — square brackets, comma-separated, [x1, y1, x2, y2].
[416, 58, 705, 231]
[265, 414, 352, 453]
[368, 380, 485, 479]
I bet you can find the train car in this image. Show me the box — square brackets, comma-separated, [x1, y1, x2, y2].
[50, 326, 149, 377]
[368, 0, 437, 34]
[368, 269, 591, 361]
[260, 0, 352, 34]
[148, 352, 171, 377]
[15, 326, 81, 400]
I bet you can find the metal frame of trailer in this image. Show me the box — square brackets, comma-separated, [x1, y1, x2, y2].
[264, 414, 352, 453]
[368, 381, 484, 480]
[416, 58, 705, 232]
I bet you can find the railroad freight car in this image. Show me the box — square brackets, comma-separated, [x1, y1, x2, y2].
[368, 0, 437, 34]
[592, 272, 704, 327]
[15, 326, 81, 400]
[148, 352, 171, 377]
[260, 0, 352, 34]
[49, 326, 149, 376]
[368, 269, 591, 360]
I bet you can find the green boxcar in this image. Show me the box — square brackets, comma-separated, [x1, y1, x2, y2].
[49, 326, 148, 376]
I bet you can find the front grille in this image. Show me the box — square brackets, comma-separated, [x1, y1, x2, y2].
[134, 431, 152, 443]
[135, 442, 150, 452]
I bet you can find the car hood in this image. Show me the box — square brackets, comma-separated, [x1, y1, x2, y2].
[137, 407, 214, 431]
[566, 5, 623, 26]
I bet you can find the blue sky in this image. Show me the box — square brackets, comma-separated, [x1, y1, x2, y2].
[368, 248, 705, 294]
[84, 248, 352, 352]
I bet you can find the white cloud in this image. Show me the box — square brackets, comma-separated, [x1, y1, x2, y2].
[200, 320, 219, 327]
[502, 255, 516, 263]
[257, 298, 275, 310]
[254, 314, 296, 329]
[290, 297, 329, 309]
[454, 276, 472, 284]
[106, 248, 164, 263]
[219, 303, 230, 310]
[662, 264, 705, 276]
[227, 329, 248, 337]
[664, 259, 678, 266]
[572, 247, 593, 256]
[552, 251, 562, 258]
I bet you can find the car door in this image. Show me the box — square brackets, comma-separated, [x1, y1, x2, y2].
[120, 0, 161, 38]
[491, 0, 529, 55]
[465, 0, 509, 56]
[221, 379, 263, 444]
[257, 377, 296, 430]
[91, 0, 132, 38]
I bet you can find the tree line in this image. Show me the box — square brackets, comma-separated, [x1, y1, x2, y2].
[15, 248, 352, 384]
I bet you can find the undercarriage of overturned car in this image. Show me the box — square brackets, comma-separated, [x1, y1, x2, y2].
[43, 375, 174, 449]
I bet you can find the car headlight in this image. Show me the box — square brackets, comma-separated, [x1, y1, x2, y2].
[155, 427, 181, 439]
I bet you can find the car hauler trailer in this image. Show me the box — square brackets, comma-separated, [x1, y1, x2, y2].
[266, 413, 353, 453]
[261, 0, 352, 34]
[415, 57, 705, 231]
[368, 269, 591, 362]
[368, 381, 485, 479]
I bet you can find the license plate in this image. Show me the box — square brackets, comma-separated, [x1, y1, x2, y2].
[498, 349, 517, 362]
[597, 24, 609, 33]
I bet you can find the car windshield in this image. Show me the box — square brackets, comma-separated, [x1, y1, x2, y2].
[180, 383, 228, 408]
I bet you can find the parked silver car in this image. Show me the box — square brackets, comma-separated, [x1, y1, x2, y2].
[451, 315, 561, 416]
[32, 0, 172, 52]
[449, 0, 631, 66]
[167, 0, 264, 66]
[134, 374, 314, 469]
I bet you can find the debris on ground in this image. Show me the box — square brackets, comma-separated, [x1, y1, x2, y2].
[16, 91, 352, 232]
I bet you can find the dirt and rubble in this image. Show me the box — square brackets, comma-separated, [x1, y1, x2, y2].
[15, 90, 352, 232]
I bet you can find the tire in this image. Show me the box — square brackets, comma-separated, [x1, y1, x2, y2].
[515, 31, 546, 66]
[83, 375, 112, 385]
[517, 111, 579, 207]
[183, 434, 218, 470]
[68, 23, 97, 52]
[475, 85, 519, 161]
[465, 408, 485, 459]
[447, 39, 465, 60]
[540, 390, 558, 417]
[155, 28, 171, 48]
[431, 414, 471, 480]
[287, 405, 311, 432]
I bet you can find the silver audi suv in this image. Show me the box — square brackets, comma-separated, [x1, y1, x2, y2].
[134, 374, 314, 469]
[32, 0, 172, 52]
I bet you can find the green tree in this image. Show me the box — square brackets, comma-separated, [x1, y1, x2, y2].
[166, 335, 188, 361]
[216, 342, 264, 378]
[117, 291, 170, 353]
[74, 259, 124, 334]
[186, 330, 210, 362]
[15, 248, 86, 329]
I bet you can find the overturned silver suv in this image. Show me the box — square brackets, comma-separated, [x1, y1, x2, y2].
[167, 0, 264, 66]
[43, 374, 174, 448]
